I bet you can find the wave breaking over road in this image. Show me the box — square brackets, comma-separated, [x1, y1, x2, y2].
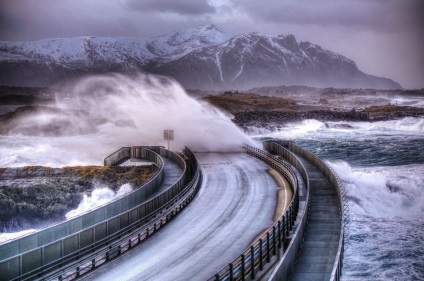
[0, 73, 255, 167]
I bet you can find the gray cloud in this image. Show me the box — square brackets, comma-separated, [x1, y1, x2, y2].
[232, 0, 424, 33]
[122, 0, 216, 15]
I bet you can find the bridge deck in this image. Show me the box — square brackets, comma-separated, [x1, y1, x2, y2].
[289, 156, 342, 281]
[149, 158, 183, 197]
[125, 157, 183, 197]
[80, 153, 279, 281]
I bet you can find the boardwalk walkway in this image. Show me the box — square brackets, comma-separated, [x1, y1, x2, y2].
[289, 155, 342, 281]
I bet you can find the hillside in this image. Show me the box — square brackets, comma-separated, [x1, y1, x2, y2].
[0, 25, 401, 90]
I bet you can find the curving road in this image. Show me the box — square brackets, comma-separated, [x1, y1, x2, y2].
[81, 153, 279, 281]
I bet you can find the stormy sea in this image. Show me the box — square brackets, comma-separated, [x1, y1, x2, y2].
[254, 117, 424, 280]
[0, 74, 422, 279]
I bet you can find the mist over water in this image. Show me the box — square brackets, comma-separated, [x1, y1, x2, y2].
[0, 73, 254, 167]
[0, 73, 256, 240]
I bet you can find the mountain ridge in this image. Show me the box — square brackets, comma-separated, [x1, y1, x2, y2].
[0, 24, 401, 90]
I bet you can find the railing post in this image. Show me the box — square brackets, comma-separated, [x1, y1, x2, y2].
[266, 232, 270, 263]
[250, 246, 255, 279]
[241, 254, 245, 281]
[278, 220, 282, 249]
[272, 226, 276, 255]
[259, 238, 263, 270]
[283, 215, 287, 246]
[229, 263, 234, 281]
[289, 206, 293, 231]
[215, 273, 220, 281]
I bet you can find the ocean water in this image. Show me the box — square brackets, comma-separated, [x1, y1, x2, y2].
[254, 117, 424, 280]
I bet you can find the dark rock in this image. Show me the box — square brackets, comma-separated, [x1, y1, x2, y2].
[0, 165, 156, 232]
[325, 123, 355, 129]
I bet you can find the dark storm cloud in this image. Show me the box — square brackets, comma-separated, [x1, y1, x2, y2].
[0, 0, 217, 41]
[0, 0, 133, 41]
[232, 0, 424, 33]
[122, 0, 216, 15]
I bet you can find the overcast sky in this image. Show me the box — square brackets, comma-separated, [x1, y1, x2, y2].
[1, 0, 423, 89]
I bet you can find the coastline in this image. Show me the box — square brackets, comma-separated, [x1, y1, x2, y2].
[233, 106, 424, 129]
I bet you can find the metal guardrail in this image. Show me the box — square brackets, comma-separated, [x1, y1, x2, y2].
[285, 142, 348, 281]
[0, 147, 201, 281]
[258, 142, 311, 281]
[37, 147, 201, 281]
[207, 144, 304, 281]
[0, 148, 164, 260]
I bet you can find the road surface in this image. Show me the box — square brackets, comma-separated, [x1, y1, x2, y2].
[81, 153, 279, 281]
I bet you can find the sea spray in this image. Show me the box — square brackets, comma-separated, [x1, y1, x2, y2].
[0, 229, 37, 244]
[0, 73, 255, 167]
[0, 184, 133, 244]
[65, 184, 133, 219]
[58, 73, 255, 152]
[327, 161, 424, 280]
[328, 161, 424, 219]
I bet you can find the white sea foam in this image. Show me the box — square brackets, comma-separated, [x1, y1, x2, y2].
[65, 184, 133, 219]
[254, 117, 424, 140]
[329, 161, 424, 219]
[0, 229, 37, 244]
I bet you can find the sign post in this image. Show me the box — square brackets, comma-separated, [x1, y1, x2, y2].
[164, 130, 174, 150]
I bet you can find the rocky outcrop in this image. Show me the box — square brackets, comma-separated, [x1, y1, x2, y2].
[0, 165, 156, 231]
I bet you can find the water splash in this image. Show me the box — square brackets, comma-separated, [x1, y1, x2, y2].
[65, 184, 133, 219]
[0, 73, 255, 167]
[328, 161, 424, 219]
[0, 229, 37, 245]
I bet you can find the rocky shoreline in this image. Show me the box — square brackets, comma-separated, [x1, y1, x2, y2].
[233, 106, 424, 129]
[0, 165, 156, 232]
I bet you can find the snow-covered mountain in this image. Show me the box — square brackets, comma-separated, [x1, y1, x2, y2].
[0, 25, 401, 89]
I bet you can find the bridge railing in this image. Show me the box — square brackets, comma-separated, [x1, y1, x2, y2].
[0, 147, 164, 260]
[104, 147, 131, 166]
[263, 141, 309, 191]
[262, 141, 311, 281]
[208, 144, 308, 281]
[286, 142, 348, 281]
[0, 147, 198, 281]
[40, 147, 201, 281]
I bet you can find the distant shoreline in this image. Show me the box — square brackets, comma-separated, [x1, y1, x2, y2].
[233, 107, 424, 129]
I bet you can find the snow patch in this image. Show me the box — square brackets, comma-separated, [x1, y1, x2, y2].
[215, 52, 224, 82]
[232, 64, 244, 82]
